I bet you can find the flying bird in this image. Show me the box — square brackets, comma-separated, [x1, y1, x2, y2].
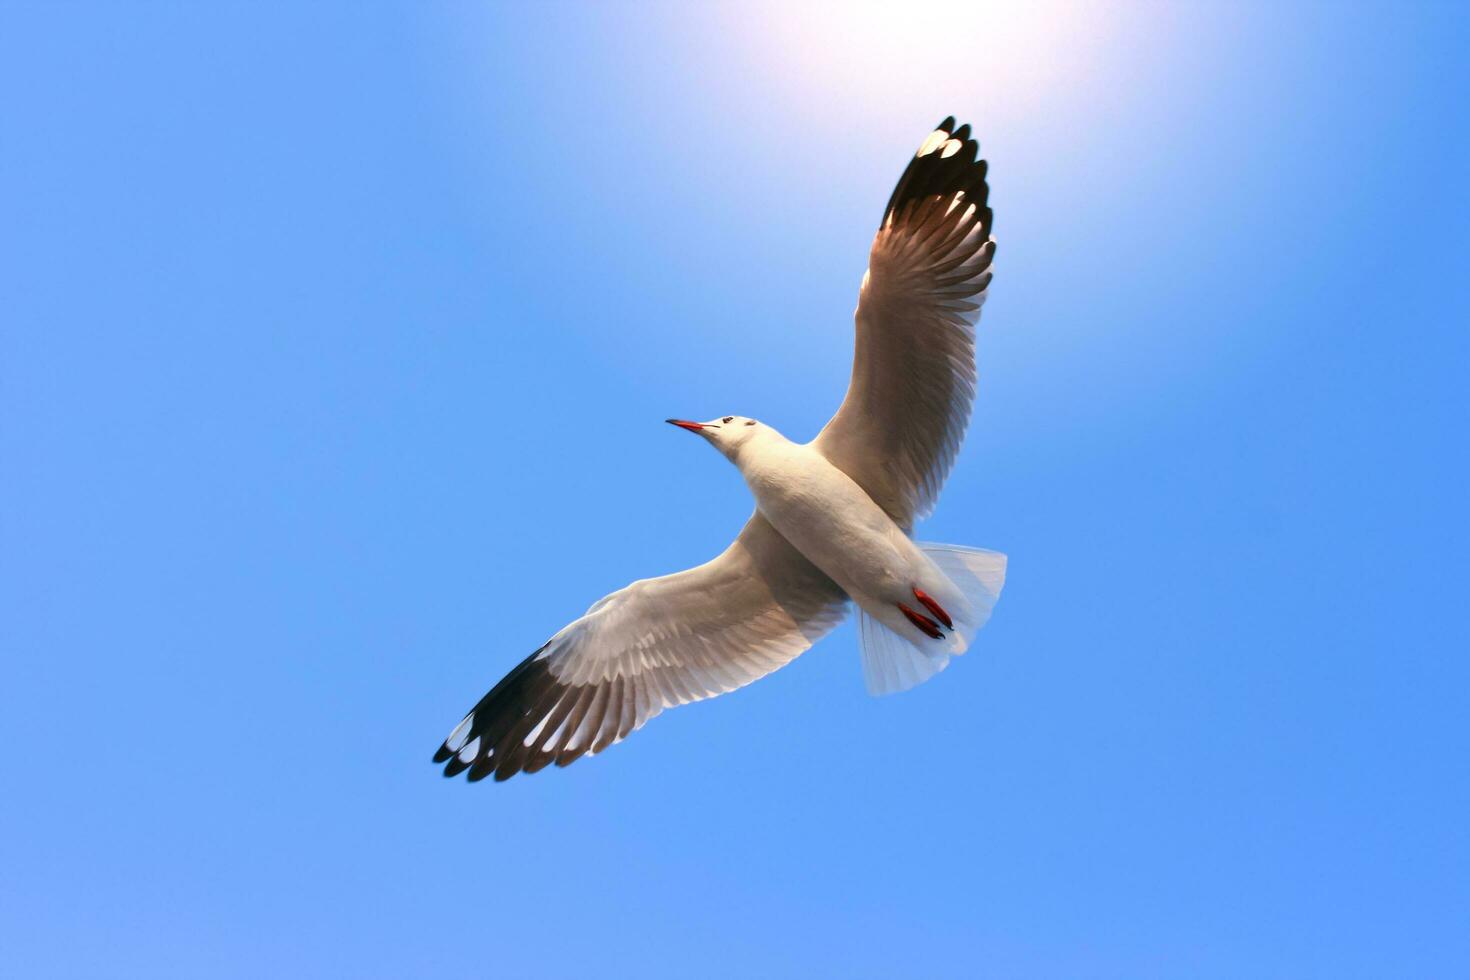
[434, 117, 1005, 782]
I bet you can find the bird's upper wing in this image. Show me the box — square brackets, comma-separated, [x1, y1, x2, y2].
[812, 117, 996, 530]
[434, 514, 848, 782]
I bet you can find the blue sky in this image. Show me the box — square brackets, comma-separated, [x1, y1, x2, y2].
[2, 2, 1467, 977]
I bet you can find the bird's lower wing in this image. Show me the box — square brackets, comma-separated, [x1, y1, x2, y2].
[433, 514, 849, 782]
[813, 117, 995, 529]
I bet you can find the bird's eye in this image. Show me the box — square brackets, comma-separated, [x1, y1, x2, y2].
[722, 417, 734, 424]
[745, 420, 756, 426]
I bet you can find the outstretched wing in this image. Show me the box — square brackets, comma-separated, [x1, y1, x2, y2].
[433, 515, 848, 782]
[813, 117, 996, 530]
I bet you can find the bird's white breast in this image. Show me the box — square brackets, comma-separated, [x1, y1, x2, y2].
[735, 435, 952, 623]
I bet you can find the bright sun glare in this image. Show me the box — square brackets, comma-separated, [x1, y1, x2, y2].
[736, 0, 1112, 128]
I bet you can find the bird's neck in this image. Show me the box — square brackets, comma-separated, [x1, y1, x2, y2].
[725, 426, 793, 472]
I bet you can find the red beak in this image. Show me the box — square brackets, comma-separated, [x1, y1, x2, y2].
[666, 419, 705, 432]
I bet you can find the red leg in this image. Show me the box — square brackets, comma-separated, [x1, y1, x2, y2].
[912, 588, 953, 629]
[898, 602, 944, 639]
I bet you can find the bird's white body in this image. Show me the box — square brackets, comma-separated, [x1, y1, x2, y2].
[728, 426, 975, 652]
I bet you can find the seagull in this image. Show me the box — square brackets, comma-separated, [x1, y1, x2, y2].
[434, 116, 1005, 782]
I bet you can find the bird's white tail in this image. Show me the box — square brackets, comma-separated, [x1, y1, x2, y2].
[858, 543, 1007, 696]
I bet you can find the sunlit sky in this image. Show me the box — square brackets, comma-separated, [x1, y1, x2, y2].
[3, 3, 1467, 977]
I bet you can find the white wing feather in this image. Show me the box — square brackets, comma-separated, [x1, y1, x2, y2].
[814, 117, 995, 529]
[435, 514, 848, 781]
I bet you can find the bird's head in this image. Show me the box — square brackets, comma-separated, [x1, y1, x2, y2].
[665, 415, 769, 461]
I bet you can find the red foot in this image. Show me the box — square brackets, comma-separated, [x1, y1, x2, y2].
[912, 588, 953, 629]
[898, 602, 944, 639]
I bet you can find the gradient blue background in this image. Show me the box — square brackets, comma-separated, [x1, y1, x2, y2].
[3, 3, 1467, 977]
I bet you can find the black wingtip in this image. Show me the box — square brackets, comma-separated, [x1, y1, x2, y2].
[881, 116, 992, 236]
[432, 642, 588, 785]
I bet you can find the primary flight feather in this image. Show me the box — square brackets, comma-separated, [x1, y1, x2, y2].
[434, 117, 1005, 782]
